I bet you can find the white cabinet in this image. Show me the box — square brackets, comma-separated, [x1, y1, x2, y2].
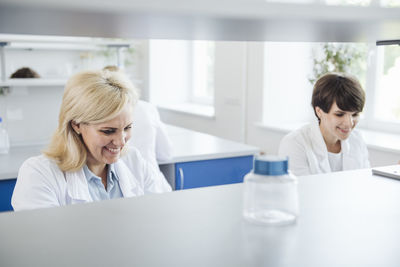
[0, 36, 141, 146]
[0, 37, 132, 91]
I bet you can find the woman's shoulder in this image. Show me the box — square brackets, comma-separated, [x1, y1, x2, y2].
[20, 154, 62, 176]
[279, 123, 321, 154]
[348, 129, 368, 148]
[123, 146, 143, 160]
[350, 128, 363, 138]
[136, 100, 158, 116]
[119, 147, 146, 170]
[22, 154, 56, 167]
[282, 123, 314, 142]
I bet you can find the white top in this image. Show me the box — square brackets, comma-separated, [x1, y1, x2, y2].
[129, 100, 173, 168]
[11, 147, 172, 211]
[327, 151, 343, 172]
[278, 122, 370, 176]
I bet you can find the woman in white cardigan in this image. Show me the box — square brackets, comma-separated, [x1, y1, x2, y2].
[12, 70, 171, 211]
[278, 73, 370, 176]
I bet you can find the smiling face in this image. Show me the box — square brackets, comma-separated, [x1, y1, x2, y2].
[72, 104, 133, 172]
[316, 101, 360, 144]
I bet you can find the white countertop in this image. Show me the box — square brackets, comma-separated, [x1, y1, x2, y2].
[0, 125, 259, 180]
[159, 125, 259, 164]
[1, 168, 400, 266]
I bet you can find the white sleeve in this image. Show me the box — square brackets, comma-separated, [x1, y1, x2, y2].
[361, 138, 371, 168]
[353, 130, 371, 169]
[278, 135, 312, 176]
[142, 160, 172, 193]
[131, 149, 172, 193]
[12, 158, 61, 211]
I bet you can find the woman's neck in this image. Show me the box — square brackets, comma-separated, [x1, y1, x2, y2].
[319, 125, 341, 153]
[86, 159, 108, 181]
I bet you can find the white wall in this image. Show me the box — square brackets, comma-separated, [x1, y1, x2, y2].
[3, 86, 63, 146]
[158, 41, 248, 142]
[244, 42, 284, 154]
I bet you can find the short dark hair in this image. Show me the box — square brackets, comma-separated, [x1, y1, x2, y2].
[10, 67, 40, 78]
[311, 73, 365, 122]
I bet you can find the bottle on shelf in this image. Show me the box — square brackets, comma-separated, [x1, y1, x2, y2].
[243, 155, 298, 225]
[0, 116, 10, 154]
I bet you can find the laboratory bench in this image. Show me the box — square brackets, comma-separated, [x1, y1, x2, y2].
[0, 125, 259, 211]
[1, 167, 400, 266]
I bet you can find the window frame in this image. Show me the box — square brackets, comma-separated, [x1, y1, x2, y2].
[188, 41, 215, 106]
[362, 43, 400, 134]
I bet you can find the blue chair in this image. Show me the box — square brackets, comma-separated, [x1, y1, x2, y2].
[0, 179, 16, 212]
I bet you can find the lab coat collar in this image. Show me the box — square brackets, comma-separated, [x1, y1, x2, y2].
[65, 168, 92, 203]
[65, 160, 144, 204]
[310, 122, 351, 172]
[309, 122, 331, 173]
[114, 160, 144, 197]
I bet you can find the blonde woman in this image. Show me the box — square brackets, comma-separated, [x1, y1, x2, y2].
[12, 70, 171, 211]
[102, 66, 173, 169]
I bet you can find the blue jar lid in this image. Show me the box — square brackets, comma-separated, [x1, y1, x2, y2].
[254, 155, 288, 176]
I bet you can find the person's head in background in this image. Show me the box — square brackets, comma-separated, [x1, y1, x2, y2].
[103, 65, 120, 72]
[311, 72, 365, 145]
[10, 67, 40, 78]
[45, 69, 139, 173]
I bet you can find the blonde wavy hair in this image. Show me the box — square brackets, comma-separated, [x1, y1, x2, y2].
[44, 70, 139, 172]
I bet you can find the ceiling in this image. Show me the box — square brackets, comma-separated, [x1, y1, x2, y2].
[0, 0, 399, 42]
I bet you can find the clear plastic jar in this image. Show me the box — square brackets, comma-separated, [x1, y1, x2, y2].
[243, 155, 298, 225]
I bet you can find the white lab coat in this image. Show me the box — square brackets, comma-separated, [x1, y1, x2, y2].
[11, 147, 172, 211]
[278, 122, 370, 176]
[129, 100, 173, 167]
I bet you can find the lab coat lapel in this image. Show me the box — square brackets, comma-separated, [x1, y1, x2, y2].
[341, 137, 355, 170]
[65, 169, 92, 204]
[310, 123, 332, 173]
[114, 161, 144, 197]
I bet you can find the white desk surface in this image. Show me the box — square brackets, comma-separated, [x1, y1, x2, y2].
[1, 168, 400, 266]
[159, 125, 259, 164]
[0, 125, 259, 180]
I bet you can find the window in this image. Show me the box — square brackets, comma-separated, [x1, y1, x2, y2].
[323, 0, 400, 6]
[262, 42, 397, 132]
[263, 42, 316, 127]
[325, 0, 372, 6]
[265, 0, 400, 6]
[380, 0, 400, 7]
[365, 43, 400, 132]
[190, 41, 215, 105]
[149, 40, 215, 115]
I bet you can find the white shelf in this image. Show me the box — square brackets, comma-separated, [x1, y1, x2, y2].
[4, 43, 107, 51]
[0, 79, 66, 87]
[0, 34, 132, 51]
[2, 42, 131, 51]
[0, 78, 142, 88]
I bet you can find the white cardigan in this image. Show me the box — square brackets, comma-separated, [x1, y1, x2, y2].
[12, 148, 172, 211]
[278, 123, 370, 176]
